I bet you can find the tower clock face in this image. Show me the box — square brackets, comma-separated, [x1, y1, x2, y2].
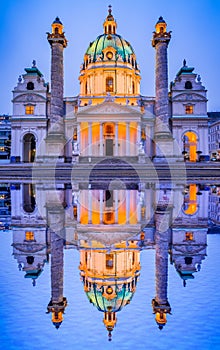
[106, 51, 113, 60]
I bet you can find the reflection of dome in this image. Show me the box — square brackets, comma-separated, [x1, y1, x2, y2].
[86, 280, 137, 312]
[85, 34, 135, 63]
[79, 243, 141, 339]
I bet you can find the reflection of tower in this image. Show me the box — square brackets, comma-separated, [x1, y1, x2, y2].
[171, 184, 208, 285]
[152, 204, 172, 329]
[46, 17, 67, 162]
[11, 183, 48, 286]
[79, 239, 141, 340]
[152, 17, 173, 160]
[46, 195, 67, 328]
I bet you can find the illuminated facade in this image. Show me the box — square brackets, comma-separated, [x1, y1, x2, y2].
[8, 180, 212, 335]
[10, 7, 209, 163]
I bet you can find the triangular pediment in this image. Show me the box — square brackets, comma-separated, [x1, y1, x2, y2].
[77, 101, 142, 115]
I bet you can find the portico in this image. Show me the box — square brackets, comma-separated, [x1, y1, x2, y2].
[71, 101, 145, 160]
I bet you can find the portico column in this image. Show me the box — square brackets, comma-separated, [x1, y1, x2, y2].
[115, 122, 118, 156]
[126, 123, 130, 156]
[77, 124, 81, 155]
[99, 123, 103, 156]
[77, 198, 80, 223]
[137, 123, 141, 155]
[88, 122, 92, 156]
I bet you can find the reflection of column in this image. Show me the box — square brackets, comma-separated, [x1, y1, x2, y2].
[152, 206, 171, 329]
[88, 190, 92, 223]
[88, 122, 92, 156]
[115, 190, 118, 223]
[47, 230, 67, 329]
[100, 123, 103, 156]
[137, 191, 141, 223]
[115, 123, 118, 156]
[100, 190, 103, 223]
[46, 198, 67, 328]
[126, 190, 130, 223]
[126, 123, 130, 156]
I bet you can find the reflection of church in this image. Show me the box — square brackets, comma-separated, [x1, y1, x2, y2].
[10, 181, 210, 337]
[10, 7, 209, 163]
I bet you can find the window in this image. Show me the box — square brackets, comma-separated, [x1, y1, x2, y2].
[132, 81, 135, 94]
[106, 51, 113, 60]
[185, 81, 192, 89]
[185, 105, 193, 114]
[106, 254, 114, 269]
[25, 231, 35, 241]
[106, 77, 113, 92]
[185, 232, 194, 241]
[27, 82, 34, 90]
[184, 257, 193, 265]
[25, 105, 34, 115]
[104, 123, 114, 135]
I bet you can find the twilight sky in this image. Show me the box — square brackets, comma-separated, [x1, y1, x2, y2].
[1, 0, 220, 114]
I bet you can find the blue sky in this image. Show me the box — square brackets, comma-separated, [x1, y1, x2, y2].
[1, 0, 220, 114]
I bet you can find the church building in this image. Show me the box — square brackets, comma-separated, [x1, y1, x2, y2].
[10, 6, 209, 164]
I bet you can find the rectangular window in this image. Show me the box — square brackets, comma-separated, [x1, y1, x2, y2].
[185, 232, 194, 241]
[106, 254, 114, 269]
[25, 105, 34, 115]
[25, 231, 35, 241]
[185, 105, 194, 114]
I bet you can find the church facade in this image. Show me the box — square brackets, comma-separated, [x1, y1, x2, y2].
[10, 7, 209, 164]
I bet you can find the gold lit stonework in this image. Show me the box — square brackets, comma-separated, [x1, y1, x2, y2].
[79, 6, 141, 106]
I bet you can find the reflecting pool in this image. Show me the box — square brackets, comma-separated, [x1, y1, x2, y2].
[0, 182, 220, 349]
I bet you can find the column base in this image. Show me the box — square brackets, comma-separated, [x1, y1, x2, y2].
[44, 132, 67, 163]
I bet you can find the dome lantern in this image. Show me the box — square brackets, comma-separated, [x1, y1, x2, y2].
[103, 5, 117, 35]
[155, 16, 167, 34]
[52, 16, 64, 35]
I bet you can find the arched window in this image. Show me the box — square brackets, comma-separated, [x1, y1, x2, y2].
[106, 77, 113, 92]
[27, 82, 34, 90]
[55, 27, 59, 34]
[185, 81, 192, 89]
[85, 81, 88, 95]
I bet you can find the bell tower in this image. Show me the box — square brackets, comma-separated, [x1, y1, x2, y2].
[152, 17, 174, 161]
[46, 17, 67, 162]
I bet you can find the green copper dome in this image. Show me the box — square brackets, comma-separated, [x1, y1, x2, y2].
[85, 33, 135, 63]
[86, 282, 136, 312]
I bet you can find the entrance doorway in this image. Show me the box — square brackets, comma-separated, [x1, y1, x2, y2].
[182, 132, 197, 162]
[106, 139, 113, 156]
[23, 133, 36, 162]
